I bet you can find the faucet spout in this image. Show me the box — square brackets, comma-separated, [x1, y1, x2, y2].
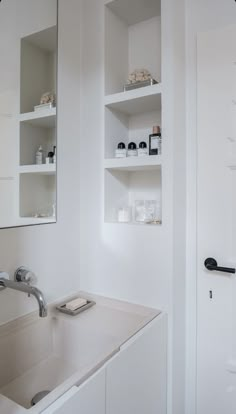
[0, 277, 47, 317]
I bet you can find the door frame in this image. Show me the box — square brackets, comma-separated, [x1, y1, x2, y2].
[185, 30, 198, 414]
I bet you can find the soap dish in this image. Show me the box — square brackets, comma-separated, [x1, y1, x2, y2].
[56, 299, 96, 316]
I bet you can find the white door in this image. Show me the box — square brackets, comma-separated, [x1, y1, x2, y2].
[197, 25, 236, 414]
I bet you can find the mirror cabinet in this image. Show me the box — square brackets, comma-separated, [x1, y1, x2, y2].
[0, 0, 57, 228]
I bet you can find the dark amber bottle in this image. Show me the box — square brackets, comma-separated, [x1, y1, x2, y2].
[149, 126, 161, 155]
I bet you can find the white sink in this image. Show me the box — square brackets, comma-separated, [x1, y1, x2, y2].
[0, 294, 159, 412]
[0, 311, 116, 409]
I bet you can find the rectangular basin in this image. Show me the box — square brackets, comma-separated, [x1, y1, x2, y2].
[0, 312, 116, 409]
[0, 296, 159, 411]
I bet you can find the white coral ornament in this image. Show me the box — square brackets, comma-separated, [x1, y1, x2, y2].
[127, 69, 152, 84]
[40, 92, 56, 106]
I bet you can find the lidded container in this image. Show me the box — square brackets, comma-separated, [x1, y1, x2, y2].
[134, 200, 158, 223]
[115, 142, 126, 158]
[138, 141, 148, 156]
[127, 142, 137, 157]
[117, 206, 131, 223]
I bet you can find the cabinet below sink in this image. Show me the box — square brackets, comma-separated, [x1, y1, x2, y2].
[42, 314, 167, 414]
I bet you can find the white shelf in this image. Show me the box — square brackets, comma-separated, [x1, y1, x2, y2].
[104, 156, 161, 171]
[105, 221, 162, 226]
[104, 0, 162, 224]
[17, 217, 56, 226]
[19, 164, 56, 175]
[19, 108, 56, 128]
[104, 0, 161, 26]
[104, 84, 162, 115]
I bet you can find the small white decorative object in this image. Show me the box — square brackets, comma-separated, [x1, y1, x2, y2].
[117, 207, 131, 223]
[124, 69, 158, 91]
[127, 69, 152, 85]
[134, 200, 157, 223]
[34, 92, 56, 111]
[40, 91, 56, 106]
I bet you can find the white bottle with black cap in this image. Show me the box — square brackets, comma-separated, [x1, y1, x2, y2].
[115, 142, 126, 158]
[127, 142, 137, 157]
[138, 141, 148, 156]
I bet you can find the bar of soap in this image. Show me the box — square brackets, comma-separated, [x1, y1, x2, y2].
[65, 298, 87, 311]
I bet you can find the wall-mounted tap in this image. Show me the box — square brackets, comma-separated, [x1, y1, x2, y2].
[0, 267, 47, 318]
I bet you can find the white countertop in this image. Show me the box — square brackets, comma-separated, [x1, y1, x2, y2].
[0, 292, 161, 414]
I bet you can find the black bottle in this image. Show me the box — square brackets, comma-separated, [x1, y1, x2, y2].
[149, 126, 161, 155]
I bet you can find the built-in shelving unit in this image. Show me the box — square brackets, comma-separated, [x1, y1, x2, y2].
[20, 26, 57, 114]
[18, 25, 57, 222]
[104, 168, 162, 223]
[19, 164, 56, 175]
[104, 155, 161, 171]
[19, 173, 56, 219]
[19, 108, 56, 128]
[104, 84, 162, 115]
[104, 0, 162, 224]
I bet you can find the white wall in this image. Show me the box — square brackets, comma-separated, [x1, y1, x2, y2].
[79, 1, 186, 414]
[0, 0, 81, 325]
[0, 1, 187, 413]
[79, 0, 172, 312]
[186, 1, 236, 413]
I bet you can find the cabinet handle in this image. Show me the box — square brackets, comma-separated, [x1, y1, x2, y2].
[204, 257, 236, 274]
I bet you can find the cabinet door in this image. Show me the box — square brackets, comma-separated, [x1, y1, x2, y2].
[106, 315, 167, 414]
[42, 368, 106, 414]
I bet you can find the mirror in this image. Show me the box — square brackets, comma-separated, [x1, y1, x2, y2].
[0, 0, 57, 228]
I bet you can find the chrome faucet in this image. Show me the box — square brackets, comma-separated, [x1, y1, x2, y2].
[0, 267, 47, 317]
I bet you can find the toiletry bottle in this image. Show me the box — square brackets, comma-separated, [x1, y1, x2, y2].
[53, 146, 56, 164]
[35, 145, 43, 164]
[127, 142, 137, 157]
[138, 141, 148, 156]
[46, 151, 54, 164]
[157, 127, 162, 155]
[115, 142, 126, 158]
[149, 126, 161, 155]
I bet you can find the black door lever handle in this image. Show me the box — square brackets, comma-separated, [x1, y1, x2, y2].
[204, 257, 236, 274]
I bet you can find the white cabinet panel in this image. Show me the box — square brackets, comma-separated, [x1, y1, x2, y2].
[42, 369, 106, 414]
[106, 315, 167, 414]
[42, 316, 167, 414]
